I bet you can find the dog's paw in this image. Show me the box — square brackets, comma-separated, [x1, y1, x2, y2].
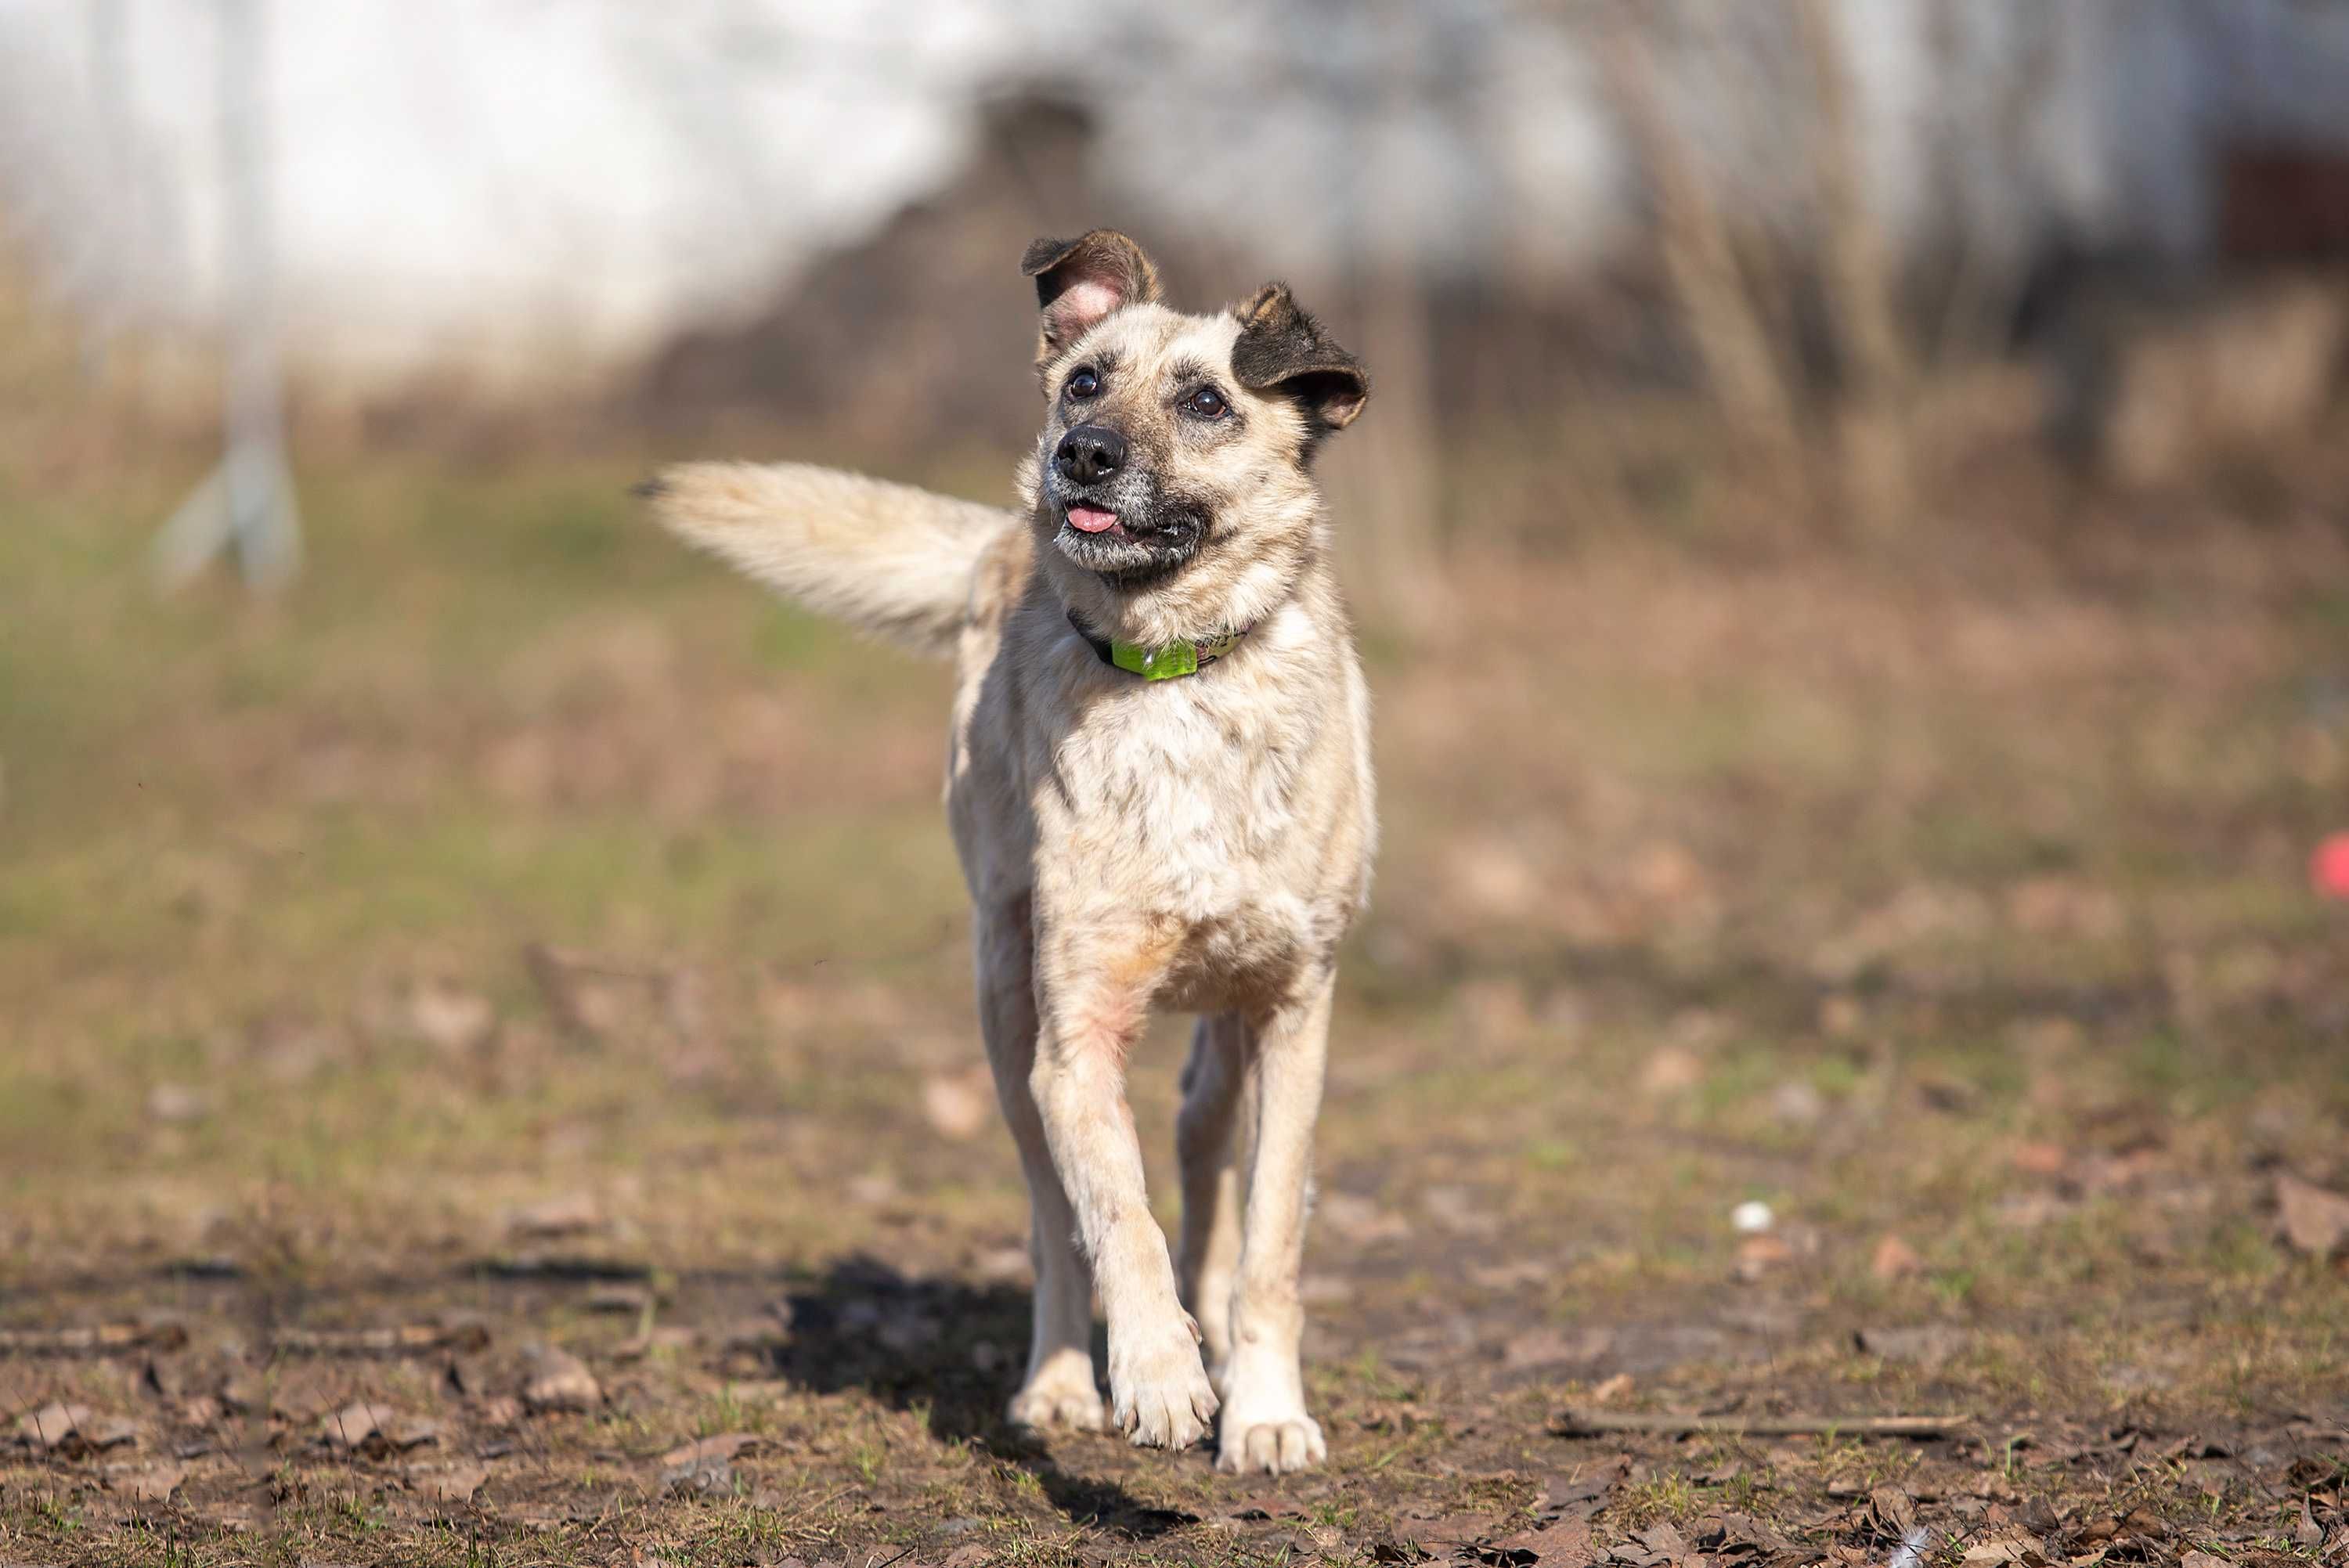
[1214, 1350, 1325, 1474]
[1007, 1357, 1106, 1433]
[1109, 1319, 1218, 1450]
[1214, 1407, 1326, 1475]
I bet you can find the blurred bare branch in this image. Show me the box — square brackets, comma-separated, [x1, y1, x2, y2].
[1599, 3, 1799, 457]
[1341, 0, 1453, 638]
[1793, 0, 1913, 532]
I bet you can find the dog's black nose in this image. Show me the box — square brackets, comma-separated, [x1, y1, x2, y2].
[1055, 424, 1126, 485]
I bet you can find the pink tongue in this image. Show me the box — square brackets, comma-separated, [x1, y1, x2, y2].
[1067, 504, 1118, 535]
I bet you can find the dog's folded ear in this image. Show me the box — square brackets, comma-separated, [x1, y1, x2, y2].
[1231, 283, 1369, 441]
[1023, 230, 1164, 361]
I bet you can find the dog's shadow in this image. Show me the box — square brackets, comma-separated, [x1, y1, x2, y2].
[767, 1255, 1196, 1541]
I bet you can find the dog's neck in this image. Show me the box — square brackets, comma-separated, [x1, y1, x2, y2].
[1039, 508, 1333, 656]
[1045, 557, 1299, 654]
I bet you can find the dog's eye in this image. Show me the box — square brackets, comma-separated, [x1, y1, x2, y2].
[1066, 367, 1100, 400]
[1180, 385, 1229, 420]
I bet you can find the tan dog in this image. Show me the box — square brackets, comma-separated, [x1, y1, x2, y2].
[642, 231, 1375, 1475]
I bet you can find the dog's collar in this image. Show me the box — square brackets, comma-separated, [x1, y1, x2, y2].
[1067, 610, 1251, 680]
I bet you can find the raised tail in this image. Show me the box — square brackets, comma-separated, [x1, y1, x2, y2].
[640, 461, 1019, 658]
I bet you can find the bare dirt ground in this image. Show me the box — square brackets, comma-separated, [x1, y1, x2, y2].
[2, 447, 2347, 1566]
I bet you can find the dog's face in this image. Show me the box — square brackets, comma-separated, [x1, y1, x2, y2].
[1016, 232, 1368, 633]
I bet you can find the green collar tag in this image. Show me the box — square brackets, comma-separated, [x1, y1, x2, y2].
[1072, 613, 1250, 681]
[1113, 639, 1196, 679]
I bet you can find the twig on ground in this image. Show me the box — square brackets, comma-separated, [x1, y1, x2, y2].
[1553, 1409, 1965, 1438]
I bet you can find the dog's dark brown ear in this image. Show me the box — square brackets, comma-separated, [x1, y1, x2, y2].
[1022, 230, 1163, 360]
[1231, 283, 1369, 438]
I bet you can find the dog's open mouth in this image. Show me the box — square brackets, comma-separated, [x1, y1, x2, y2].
[1051, 492, 1206, 582]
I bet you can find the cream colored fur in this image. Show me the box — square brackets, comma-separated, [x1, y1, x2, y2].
[647, 461, 1016, 658]
[644, 241, 1374, 1476]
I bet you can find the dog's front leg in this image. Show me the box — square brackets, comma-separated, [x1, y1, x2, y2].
[1029, 942, 1218, 1451]
[1216, 970, 1334, 1475]
[976, 897, 1103, 1433]
[1175, 1013, 1249, 1382]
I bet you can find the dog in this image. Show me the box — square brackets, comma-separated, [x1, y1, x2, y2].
[641, 230, 1375, 1475]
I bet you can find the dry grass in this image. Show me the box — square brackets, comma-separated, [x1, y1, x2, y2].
[2, 425, 2347, 1566]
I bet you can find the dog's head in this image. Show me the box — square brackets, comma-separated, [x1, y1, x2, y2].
[1016, 230, 1369, 642]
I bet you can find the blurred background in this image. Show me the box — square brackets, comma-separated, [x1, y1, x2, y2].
[2, 2, 2348, 1560]
[12, 0, 2349, 537]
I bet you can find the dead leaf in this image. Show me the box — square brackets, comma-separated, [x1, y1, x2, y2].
[1226, 1495, 1312, 1522]
[2275, 1172, 2349, 1256]
[614, 1325, 697, 1361]
[275, 1318, 490, 1357]
[665, 1458, 733, 1497]
[1586, 1372, 1634, 1407]
[1629, 839, 1706, 903]
[1470, 1260, 1555, 1290]
[2077, 1502, 2161, 1540]
[407, 980, 496, 1052]
[510, 1192, 603, 1239]
[1819, 993, 1865, 1037]
[1460, 976, 1536, 1043]
[13, 1402, 129, 1454]
[15, 1402, 93, 1448]
[1423, 1184, 1501, 1236]
[922, 1067, 994, 1140]
[80, 1415, 135, 1450]
[1398, 1512, 1499, 1550]
[1490, 1516, 1597, 1566]
[1543, 1455, 1628, 1517]
[1771, 1080, 1828, 1127]
[114, 1462, 186, 1502]
[102, 1455, 184, 1502]
[659, 1432, 759, 1469]
[321, 1401, 393, 1451]
[521, 1347, 601, 1412]
[1735, 1234, 1792, 1280]
[1855, 1325, 1969, 1368]
[587, 1283, 651, 1314]
[410, 1459, 489, 1503]
[146, 1083, 211, 1125]
[1640, 1045, 1705, 1094]
[0, 1319, 187, 1356]
[972, 1243, 1029, 1282]
[1701, 1511, 1789, 1555]
[1871, 1487, 1918, 1536]
[390, 1416, 442, 1450]
[525, 944, 702, 1047]
[2179, 1553, 2228, 1568]
[846, 1171, 899, 1205]
[2012, 1141, 2071, 1178]
[1636, 1523, 1687, 1562]
[1318, 1191, 1412, 1243]
[1872, 1235, 1924, 1281]
[476, 1395, 524, 1426]
[1960, 1544, 2034, 1567]
[1504, 1326, 1613, 1370]
[2005, 877, 2123, 940]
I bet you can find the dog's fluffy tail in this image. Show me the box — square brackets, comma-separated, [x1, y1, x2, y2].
[640, 462, 1018, 659]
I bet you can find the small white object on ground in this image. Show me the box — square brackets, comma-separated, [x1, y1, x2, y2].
[1731, 1200, 1774, 1234]
[1888, 1527, 1932, 1568]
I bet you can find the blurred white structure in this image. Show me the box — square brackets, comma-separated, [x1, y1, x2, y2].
[3, 0, 2347, 395]
[150, 0, 299, 589]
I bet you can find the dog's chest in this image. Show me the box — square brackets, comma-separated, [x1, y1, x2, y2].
[1046, 686, 1314, 933]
